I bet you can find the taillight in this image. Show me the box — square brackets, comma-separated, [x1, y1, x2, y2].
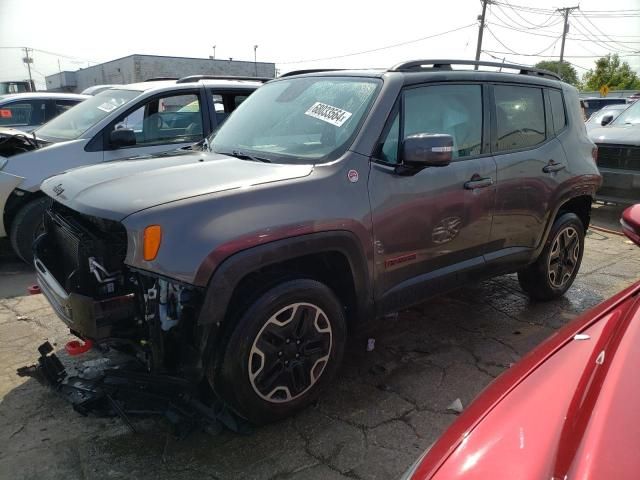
[592, 146, 598, 165]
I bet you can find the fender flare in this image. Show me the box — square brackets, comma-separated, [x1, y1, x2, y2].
[196, 230, 374, 331]
[533, 186, 596, 259]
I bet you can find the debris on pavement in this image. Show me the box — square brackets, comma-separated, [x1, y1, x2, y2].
[16, 341, 251, 438]
[447, 398, 464, 413]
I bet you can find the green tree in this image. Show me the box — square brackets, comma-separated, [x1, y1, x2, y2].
[535, 60, 580, 87]
[582, 54, 640, 91]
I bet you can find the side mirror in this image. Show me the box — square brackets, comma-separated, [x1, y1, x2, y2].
[601, 115, 614, 126]
[401, 133, 453, 168]
[622, 204, 640, 246]
[109, 128, 136, 148]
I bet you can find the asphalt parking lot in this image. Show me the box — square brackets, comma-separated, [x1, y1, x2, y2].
[0, 204, 638, 480]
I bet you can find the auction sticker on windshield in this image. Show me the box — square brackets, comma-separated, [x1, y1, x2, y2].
[97, 102, 118, 113]
[305, 102, 352, 127]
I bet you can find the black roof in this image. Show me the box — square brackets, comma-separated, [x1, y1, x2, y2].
[279, 60, 565, 87]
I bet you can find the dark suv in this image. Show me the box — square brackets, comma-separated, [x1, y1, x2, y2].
[34, 60, 601, 425]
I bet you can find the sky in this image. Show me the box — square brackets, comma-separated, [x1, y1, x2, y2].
[1, 0, 639, 89]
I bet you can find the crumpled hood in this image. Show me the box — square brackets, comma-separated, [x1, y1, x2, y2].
[41, 150, 313, 221]
[589, 124, 640, 146]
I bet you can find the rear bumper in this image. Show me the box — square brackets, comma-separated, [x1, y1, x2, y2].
[34, 234, 136, 339]
[596, 168, 640, 205]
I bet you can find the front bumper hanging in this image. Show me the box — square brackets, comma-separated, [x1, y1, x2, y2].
[17, 342, 250, 437]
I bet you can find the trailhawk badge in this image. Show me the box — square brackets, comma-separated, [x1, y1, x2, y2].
[305, 102, 352, 127]
[347, 170, 359, 183]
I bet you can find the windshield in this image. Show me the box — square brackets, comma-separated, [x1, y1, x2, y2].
[36, 88, 140, 140]
[612, 100, 640, 126]
[208, 77, 381, 163]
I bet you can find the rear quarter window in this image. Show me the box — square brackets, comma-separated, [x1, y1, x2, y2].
[548, 89, 566, 134]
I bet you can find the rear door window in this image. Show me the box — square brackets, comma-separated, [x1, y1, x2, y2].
[0, 100, 46, 126]
[210, 91, 253, 127]
[494, 85, 545, 152]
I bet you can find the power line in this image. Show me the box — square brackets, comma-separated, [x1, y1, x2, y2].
[278, 23, 476, 64]
[499, 1, 560, 29]
[485, 26, 562, 57]
[0, 46, 99, 64]
[575, 12, 640, 52]
[491, 1, 640, 17]
[487, 22, 640, 46]
[482, 49, 640, 58]
[570, 16, 637, 55]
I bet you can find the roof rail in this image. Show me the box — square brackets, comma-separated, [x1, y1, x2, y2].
[279, 69, 346, 78]
[144, 77, 178, 82]
[389, 59, 561, 81]
[176, 74, 272, 84]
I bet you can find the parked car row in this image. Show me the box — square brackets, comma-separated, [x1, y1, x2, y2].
[587, 99, 640, 205]
[0, 75, 264, 261]
[22, 60, 602, 427]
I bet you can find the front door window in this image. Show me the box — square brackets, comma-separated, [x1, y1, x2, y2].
[114, 93, 203, 146]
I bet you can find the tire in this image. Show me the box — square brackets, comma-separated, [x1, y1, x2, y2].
[9, 197, 50, 264]
[518, 212, 585, 301]
[212, 279, 346, 425]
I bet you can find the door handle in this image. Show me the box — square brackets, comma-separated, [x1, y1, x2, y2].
[543, 161, 565, 173]
[464, 177, 493, 190]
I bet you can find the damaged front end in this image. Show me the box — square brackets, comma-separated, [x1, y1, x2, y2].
[0, 128, 43, 158]
[17, 341, 246, 436]
[34, 200, 206, 378]
[26, 200, 245, 433]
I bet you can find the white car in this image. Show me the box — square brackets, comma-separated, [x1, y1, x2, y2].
[0, 92, 88, 132]
[0, 75, 265, 261]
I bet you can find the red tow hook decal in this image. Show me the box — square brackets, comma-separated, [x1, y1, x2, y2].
[28, 284, 42, 295]
[65, 339, 94, 356]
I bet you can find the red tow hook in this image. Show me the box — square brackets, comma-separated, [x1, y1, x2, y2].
[65, 339, 94, 356]
[28, 284, 41, 295]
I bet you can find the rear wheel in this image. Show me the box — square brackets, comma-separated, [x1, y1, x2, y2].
[9, 197, 49, 264]
[518, 212, 585, 301]
[212, 279, 346, 425]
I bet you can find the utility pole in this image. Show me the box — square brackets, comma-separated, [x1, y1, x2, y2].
[254, 45, 258, 77]
[22, 47, 34, 88]
[212, 45, 216, 59]
[474, 0, 489, 70]
[557, 6, 579, 76]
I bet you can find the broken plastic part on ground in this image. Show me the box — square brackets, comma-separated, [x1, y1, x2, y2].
[16, 341, 251, 438]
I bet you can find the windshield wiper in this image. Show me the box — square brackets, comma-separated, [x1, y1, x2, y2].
[223, 150, 271, 163]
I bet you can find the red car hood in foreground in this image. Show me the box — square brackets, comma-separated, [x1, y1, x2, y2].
[411, 280, 640, 480]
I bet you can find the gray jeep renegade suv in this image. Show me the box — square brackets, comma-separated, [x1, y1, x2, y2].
[35, 60, 601, 424]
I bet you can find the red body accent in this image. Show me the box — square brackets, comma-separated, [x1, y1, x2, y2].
[621, 204, 640, 245]
[65, 339, 94, 356]
[27, 284, 41, 295]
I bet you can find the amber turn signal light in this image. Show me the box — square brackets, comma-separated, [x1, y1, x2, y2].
[143, 225, 162, 261]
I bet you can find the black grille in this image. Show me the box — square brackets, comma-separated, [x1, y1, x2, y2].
[41, 202, 127, 297]
[596, 144, 640, 171]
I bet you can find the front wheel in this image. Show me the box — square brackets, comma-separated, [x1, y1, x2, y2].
[9, 197, 50, 264]
[518, 212, 585, 301]
[211, 279, 346, 425]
